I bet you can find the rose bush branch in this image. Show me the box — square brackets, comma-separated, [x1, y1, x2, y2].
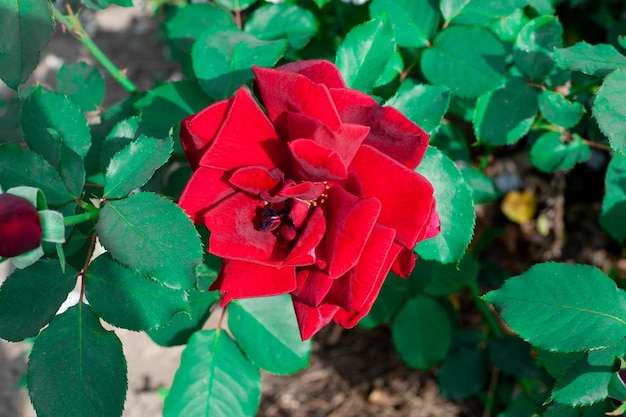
[52, 5, 137, 94]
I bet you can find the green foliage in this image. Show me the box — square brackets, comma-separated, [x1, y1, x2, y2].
[103, 134, 172, 199]
[386, 81, 451, 134]
[369, 0, 440, 48]
[554, 42, 626, 77]
[538, 90, 585, 128]
[593, 66, 626, 153]
[421, 26, 507, 98]
[27, 304, 127, 417]
[0, 259, 76, 341]
[336, 16, 396, 94]
[600, 154, 626, 242]
[245, 3, 318, 50]
[85, 253, 190, 331]
[95, 192, 203, 290]
[484, 263, 626, 352]
[56, 62, 105, 111]
[0, 0, 54, 89]
[192, 28, 287, 99]
[529, 132, 590, 173]
[163, 329, 261, 417]
[513, 16, 563, 82]
[229, 295, 311, 375]
[392, 295, 452, 369]
[415, 146, 475, 264]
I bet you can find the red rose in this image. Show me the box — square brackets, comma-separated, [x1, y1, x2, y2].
[179, 60, 438, 339]
[0, 193, 43, 258]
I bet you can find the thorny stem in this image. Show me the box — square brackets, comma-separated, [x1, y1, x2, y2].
[52, 5, 138, 93]
[234, 0, 242, 29]
[64, 210, 99, 226]
[583, 139, 612, 152]
[79, 233, 98, 304]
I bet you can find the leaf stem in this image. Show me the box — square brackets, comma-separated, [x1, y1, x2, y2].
[470, 284, 503, 338]
[64, 210, 100, 226]
[79, 233, 98, 303]
[52, 6, 138, 93]
[583, 139, 612, 152]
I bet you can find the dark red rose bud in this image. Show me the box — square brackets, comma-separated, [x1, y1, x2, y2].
[0, 193, 43, 258]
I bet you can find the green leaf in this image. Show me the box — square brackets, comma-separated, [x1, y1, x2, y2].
[593, 66, 626, 153]
[0, 0, 53, 89]
[245, 3, 318, 50]
[473, 77, 538, 145]
[147, 287, 219, 347]
[422, 254, 480, 296]
[192, 28, 287, 100]
[529, 132, 590, 173]
[95, 192, 203, 290]
[213, 0, 257, 11]
[229, 295, 311, 375]
[421, 26, 507, 98]
[439, 0, 471, 21]
[538, 90, 585, 128]
[600, 154, 626, 242]
[103, 135, 173, 199]
[369, 0, 440, 48]
[489, 9, 530, 43]
[438, 346, 487, 399]
[430, 123, 471, 162]
[39, 210, 65, 243]
[134, 81, 212, 139]
[415, 146, 475, 264]
[373, 49, 404, 89]
[461, 165, 502, 205]
[100, 116, 141, 172]
[483, 263, 626, 352]
[336, 16, 396, 94]
[27, 304, 127, 417]
[163, 329, 261, 417]
[0, 95, 23, 142]
[21, 87, 91, 168]
[0, 259, 76, 341]
[528, 0, 555, 14]
[360, 269, 429, 329]
[551, 346, 621, 406]
[57, 146, 84, 200]
[513, 16, 563, 81]
[392, 295, 452, 369]
[451, 0, 527, 27]
[386, 81, 451, 134]
[554, 42, 626, 77]
[0, 143, 74, 206]
[56, 62, 105, 111]
[487, 336, 537, 378]
[85, 253, 190, 331]
[536, 348, 584, 379]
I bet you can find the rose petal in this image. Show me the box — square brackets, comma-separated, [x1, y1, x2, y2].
[391, 245, 416, 278]
[293, 300, 340, 340]
[229, 166, 282, 195]
[278, 181, 325, 201]
[199, 88, 290, 172]
[333, 244, 402, 329]
[276, 60, 346, 88]
[285, 112, 369, 166]
[253, 66, 342, 132]
[330, 88, 429, 169]
[0, 194, 42, 258]
[288, 139, 348, 182]
[425, 208, 441, 239]
[286, 206, 325, 266]
[205, 192, 288, 266]
[179, 167, 235, 224]
[212, 259, 296, 305]
[292, 268, 333, 307]
[325, 186, 381, 280]
[324, 223, 396, 312]
[348, 145, 435, 249]
[181, 100, 230, 170]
